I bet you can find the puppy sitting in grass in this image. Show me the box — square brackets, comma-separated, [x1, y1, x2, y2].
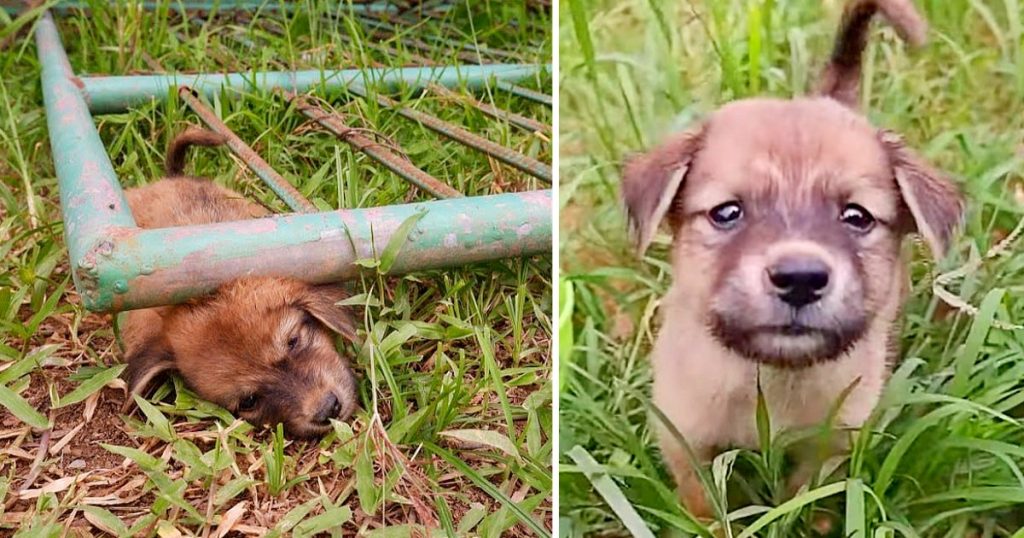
[622, 0, 962, 518]
[121, 127, 360, 438]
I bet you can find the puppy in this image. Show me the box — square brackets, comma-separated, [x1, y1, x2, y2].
[622, 0, 962, 517]
[121, 127, 360, 438]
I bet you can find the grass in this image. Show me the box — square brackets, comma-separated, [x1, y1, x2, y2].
[559, 0, 1024, 536]
[0, 1, 552, 536]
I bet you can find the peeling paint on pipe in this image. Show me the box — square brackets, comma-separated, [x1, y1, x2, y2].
[78, 64, 550, 114]
[95, 190, 552, 311]
[36, 12, 136, 305]
[289, 93, 463, 199]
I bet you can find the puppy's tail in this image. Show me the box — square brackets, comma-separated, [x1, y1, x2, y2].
[165, 127, 227, 176]
[817, 0, 927, 107]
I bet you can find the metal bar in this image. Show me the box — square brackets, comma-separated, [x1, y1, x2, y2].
[287, 92, 461, 199]
[349, 89, 551, 183]
[491, 79, 552, 106]
[36, 11, 136, 303]
[428, 83, 549, 135]
[77, 64, 548, 114]
[179, 87, 317, 213]
[90, 190, 551, 311]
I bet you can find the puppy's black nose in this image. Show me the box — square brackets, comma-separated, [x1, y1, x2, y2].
[313, 394, 341, 424]
[767, 256, 830, 308]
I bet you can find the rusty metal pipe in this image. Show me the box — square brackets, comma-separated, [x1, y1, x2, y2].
[36, 11, 136, 305]
[76, 63, 547, 114]
[288, 93, 462, 199]
[427, 83, 549, 135]
[179, 87, 317, 213]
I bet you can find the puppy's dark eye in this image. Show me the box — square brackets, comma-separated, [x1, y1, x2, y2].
[238, 394, 260, 412]
[286, 336, 299, 351]
[840, 203, 875, 232]
[708, 201, 743, 229]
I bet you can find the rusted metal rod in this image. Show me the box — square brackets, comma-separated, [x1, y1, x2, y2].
[287, 92, 462, 199]
[348, 88, 551, 183]
[491, 79, 552, 106]
[179, 87, 317, 213]
[77, 64, 544, 114]
[428, 83, 549, 135]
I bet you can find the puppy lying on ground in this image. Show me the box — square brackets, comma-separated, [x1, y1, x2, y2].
[622, 0, 962, 517]
[121, 127, 360, 438]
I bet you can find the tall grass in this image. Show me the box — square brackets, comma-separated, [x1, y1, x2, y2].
[559, 0, 1024, 536]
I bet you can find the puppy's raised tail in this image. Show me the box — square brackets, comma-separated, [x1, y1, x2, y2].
[817, 0, 927, 107]
[165, 127, 227, 176]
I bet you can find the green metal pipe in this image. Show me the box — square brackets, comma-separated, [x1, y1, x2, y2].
[91, 190, 551, 311]
[35, 11, 137, 303]
[179, 87, 317, 213]
[428, 83, 549, 135]
[492, 79, 552, 106]
[77, 64, 549, 114]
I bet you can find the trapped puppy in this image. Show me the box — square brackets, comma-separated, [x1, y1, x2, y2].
[121, 127, 360, 438]
[622, 0, 962, 517]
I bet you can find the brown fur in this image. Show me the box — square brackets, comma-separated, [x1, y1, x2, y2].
[122, 128, 360, 438]
[621, 0, 962, 519]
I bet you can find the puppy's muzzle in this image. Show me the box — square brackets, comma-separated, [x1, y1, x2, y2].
[766, 255, 831, 307]
[313, 394, 343, 425]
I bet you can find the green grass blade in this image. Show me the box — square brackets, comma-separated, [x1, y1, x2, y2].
[567, 445, 657, 538]
[0, 383, 48, 429]
[425, 442, 549, 538]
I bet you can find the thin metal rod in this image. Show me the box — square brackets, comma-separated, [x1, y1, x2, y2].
[348, 89, 551, 183]
[76, 64, 548, 114]
[491, 79, 552, 106]
[287, 92, 462, 199]
[428, 83, 549, 135]
[94, 189, 551, 312]
[179, 87, 317, 213]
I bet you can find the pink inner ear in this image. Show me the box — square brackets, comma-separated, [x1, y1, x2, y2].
[622, 128, 705, 255]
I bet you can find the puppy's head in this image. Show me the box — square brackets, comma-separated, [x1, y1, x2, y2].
[124, 277, 360, 437]
[623, 98, 962, 367]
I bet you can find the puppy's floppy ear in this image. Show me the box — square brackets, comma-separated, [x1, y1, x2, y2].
[621, 126, 705, 254]
[123, 339, 177, 396]
[880, 130, 964, 259]
[300, 283, 359, 342]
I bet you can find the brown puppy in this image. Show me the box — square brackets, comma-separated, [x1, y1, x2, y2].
[622, 0, 962, 517]
[121, 127, 360, 438]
